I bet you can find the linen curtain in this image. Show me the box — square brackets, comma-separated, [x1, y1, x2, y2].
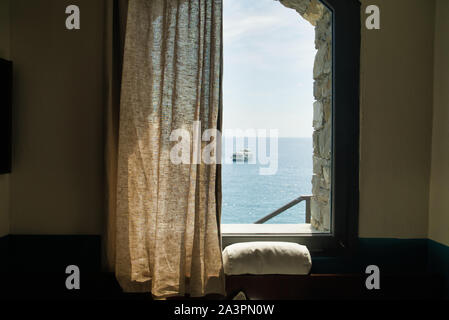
[105, 0, 225, 298]
[104, 0, 128, 277]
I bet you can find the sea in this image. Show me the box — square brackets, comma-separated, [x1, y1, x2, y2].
[221, 137, 312, 224]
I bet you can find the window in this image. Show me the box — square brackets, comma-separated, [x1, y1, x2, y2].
[221, 0, 360, 253]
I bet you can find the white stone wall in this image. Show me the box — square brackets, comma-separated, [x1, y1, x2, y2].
[279, 0, 332, 231]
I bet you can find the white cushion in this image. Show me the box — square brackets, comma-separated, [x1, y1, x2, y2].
[222, 241, 312, 275]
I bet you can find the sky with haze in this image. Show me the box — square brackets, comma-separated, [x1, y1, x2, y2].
[223, 0, 316, 138]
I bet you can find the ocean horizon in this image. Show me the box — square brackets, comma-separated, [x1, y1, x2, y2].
[222, 137, 313, 224]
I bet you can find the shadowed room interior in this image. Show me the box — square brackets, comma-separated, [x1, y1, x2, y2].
[0, 0, 448, 301]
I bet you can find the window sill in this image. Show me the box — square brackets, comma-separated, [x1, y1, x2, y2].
[221, 223, 335, 252]
[221, 223, 322, 235]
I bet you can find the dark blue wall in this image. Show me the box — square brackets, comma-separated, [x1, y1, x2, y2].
[1, 235, 448, 298]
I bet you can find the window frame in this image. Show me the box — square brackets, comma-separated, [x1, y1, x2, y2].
[221, 0, 360, 254]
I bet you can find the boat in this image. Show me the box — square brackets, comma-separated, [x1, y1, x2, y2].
[232, 149, 252, 162]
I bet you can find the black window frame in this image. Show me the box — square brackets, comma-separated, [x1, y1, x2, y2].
[222, 0, 360, 255]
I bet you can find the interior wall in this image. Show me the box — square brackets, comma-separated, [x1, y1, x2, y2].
[428, 0, 449, 247]
[8, 0, 105, 234]
[0, 0, 10, 59]
[358, 0, 435, 238]
[3, 0, 439, 239]
[0, 0, 11, 237]
[0, 176, 10, 237]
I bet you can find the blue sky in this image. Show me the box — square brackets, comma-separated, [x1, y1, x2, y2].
[223, 0, 316, 137]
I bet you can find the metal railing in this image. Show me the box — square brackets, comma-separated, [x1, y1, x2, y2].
[254, 195, 312, 224]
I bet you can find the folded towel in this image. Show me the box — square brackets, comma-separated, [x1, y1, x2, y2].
[223, 241, 312, 275]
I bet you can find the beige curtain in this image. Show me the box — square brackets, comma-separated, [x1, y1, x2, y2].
[105, 0, 225, 298]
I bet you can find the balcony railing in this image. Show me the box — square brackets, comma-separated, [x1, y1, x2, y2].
[254, 195, 312, 224]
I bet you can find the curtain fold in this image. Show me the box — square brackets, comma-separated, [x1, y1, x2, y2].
[105, 0, 225, 298]
[104, 0, 128, 274]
